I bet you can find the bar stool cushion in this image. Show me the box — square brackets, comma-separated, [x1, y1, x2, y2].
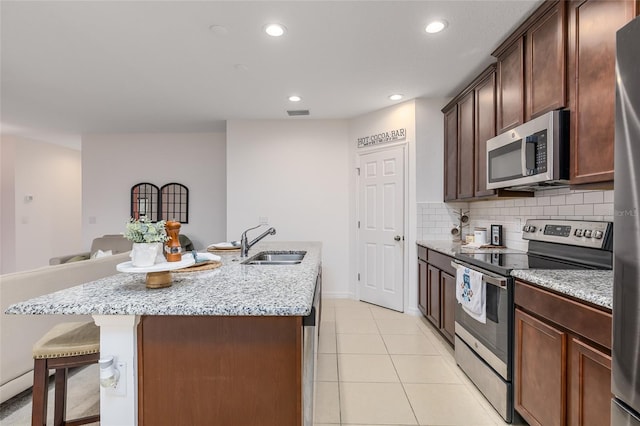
[32, 322, 99, 359]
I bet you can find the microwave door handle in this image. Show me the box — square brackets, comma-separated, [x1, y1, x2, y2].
[521, 138, 528, 177]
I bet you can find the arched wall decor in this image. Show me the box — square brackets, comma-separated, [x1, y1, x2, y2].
[130, 182, 189, 223]
[131, 183, 160, 222]
[160, 183, 189, 224]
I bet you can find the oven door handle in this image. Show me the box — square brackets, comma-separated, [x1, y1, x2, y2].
[450, 261, 508, 289]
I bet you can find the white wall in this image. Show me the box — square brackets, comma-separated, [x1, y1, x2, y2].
[82, 133, 226, 250]
[348, 100, 420, 313]
[0, 135, 83, 273]
[226, 120, 350, 297]
[1, 137, 17, 273]
[415, 98, 449, 202]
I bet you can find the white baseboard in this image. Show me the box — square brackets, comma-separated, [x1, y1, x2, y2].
[404, 306, 422, 316]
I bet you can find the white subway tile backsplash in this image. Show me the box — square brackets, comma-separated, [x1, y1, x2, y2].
[558, 205, 575, 216]
[574, 204, 594, 216]
[565, 193, 584, 205]
[419, 189, 612, 244]
[594, 203, 614, 216]
[537, 196, 550, 206]
[583, 191, 604, 204]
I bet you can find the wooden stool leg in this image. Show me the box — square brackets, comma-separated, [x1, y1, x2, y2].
[53, 367, 68, 426]
[31, 358, 49, 426]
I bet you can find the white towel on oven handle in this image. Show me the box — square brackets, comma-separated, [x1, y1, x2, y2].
[455, 266, 486, 324]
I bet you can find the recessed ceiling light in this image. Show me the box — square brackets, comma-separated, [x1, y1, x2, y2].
[389, 94, 404, 101]
[288, 95, 302, 102]
[264, 24, 286, 37]
[425, 20, 448, 34]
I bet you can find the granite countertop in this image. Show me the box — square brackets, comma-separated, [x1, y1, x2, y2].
[6, 241, 321, 317]
[511, 269, 613, 310]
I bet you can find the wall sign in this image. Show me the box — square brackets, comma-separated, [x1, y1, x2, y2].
[357, 128, 406, 148]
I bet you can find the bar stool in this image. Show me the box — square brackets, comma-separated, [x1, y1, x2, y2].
[31, 322, 100, 426]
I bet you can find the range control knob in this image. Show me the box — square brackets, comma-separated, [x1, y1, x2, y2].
[523, 225, 529, 232]
[528, 226, 537, 233]
[575, 229, 584, 237]
[594, 230, 604, 239]
[584, 230, 593, 238]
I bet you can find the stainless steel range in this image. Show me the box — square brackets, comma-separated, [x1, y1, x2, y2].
[452, 219, 613, 423]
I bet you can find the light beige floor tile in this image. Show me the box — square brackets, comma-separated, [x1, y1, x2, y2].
[336, 318, 379, 334]
[319, 332, 337, 354]
[337, 334, 388, 354]
[391, 355, 462, 384]
[320, 320, 337, 335]
[335, 307, 374, 320]
[375, 319, 423, 335]
[314, 381, 341, 424]
[338, 354, 399, 383]
[404, 383, 495, 425]
[369, 305, 411, 320]
[321, 306, 336, 322]
[317, 354, 339, 382]
[382, 334, 439, 355]
[340, 382, 417, 425]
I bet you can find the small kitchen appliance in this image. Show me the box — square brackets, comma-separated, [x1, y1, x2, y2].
[486, 110, 569, 190]
[452, 219, 613, 423]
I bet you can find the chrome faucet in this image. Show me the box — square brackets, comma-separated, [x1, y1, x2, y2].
[240, 225, 277, 257]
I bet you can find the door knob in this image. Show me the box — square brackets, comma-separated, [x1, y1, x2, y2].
[394, 235, 402, 241]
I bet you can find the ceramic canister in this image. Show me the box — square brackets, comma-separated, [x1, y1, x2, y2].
[474, 227, 487, 245]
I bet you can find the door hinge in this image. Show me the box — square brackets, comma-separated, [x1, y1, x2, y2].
[356, 167, 360, 176]
[358, 221, 360, 229]
[357, 273, 360, 281]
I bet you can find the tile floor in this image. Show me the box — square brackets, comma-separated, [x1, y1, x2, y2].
[1, 298, 512, 426]
[315, 298, 511, 426]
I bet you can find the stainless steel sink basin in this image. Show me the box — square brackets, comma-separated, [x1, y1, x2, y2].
[242, 251, 306, 265]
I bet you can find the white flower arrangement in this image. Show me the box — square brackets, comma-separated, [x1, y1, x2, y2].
[124, 217, 170, 243]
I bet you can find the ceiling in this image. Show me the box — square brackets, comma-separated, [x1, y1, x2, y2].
[1, 0, 541, 148]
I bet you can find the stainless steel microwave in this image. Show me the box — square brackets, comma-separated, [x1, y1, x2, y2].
[486, 110, 569, 190]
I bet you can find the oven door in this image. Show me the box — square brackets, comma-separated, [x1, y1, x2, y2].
[451, 261, 512, 380]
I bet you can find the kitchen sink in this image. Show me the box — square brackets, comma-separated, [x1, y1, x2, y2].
[242, 251, 306, 265]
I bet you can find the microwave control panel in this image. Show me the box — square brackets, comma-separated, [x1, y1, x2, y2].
[526, 130, 548, 175]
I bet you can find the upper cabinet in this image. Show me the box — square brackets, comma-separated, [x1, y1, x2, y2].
[567, 0, 637, 185]
[493, 1, 567, 134]
[442, 65, 496, 201]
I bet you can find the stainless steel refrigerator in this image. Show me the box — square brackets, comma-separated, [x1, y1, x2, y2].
[613, 14, 640, 426]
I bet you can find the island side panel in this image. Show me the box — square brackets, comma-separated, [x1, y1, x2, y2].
[137, 315, 303, 425]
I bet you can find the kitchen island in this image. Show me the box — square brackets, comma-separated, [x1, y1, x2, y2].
[6, 241, 322, 426]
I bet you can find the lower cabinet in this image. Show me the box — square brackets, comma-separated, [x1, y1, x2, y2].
[514, 280, 612, 426]
[417, 246, 456, 346]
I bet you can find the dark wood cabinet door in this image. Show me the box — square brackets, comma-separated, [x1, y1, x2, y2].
[568, 338, 612, 426]
[443, 106, 458, 201]
[440, 271, 456, 345]
[515, 308, 567, 426]
[497, 38, 525, 134]
[474, 70, 497, 198]
[426, 264, 441, 327]
[526, 0, 566, 120]
[418, 259, 427, 316]
[568, 0, 637, 184]
[457, 92, 475, 199]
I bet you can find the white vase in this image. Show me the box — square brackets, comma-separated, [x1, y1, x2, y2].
[131, 242, 162, 267]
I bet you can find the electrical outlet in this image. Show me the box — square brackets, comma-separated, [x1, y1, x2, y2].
[105, 361, 127, 396]
[259, 217, 269, 225]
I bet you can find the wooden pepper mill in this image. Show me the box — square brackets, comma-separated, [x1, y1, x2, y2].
[164, 221, 182, 262]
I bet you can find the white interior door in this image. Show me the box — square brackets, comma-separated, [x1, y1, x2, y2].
[357, 145, 405, 312]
